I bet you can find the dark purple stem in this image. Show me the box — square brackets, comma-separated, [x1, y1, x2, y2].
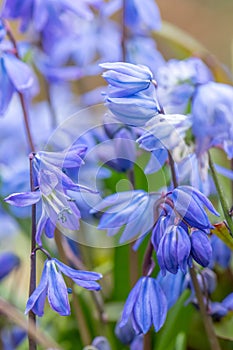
[28, 153, 37, 350]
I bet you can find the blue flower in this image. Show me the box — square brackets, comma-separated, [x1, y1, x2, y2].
[157, 57, 213, 114]
[168, 185, 219, 230]
[119, 277, 167, 334]
[25, 258, 102, 317]
[0, 252, 20, 281]
[192, 82, 233, 158]
[1, 326, 26, 350]
[91, 336, 111, 350]
[157, 225, 191, 275]
[4, 145, 96, 245]
[90, 190, 159, 243]
[101, 62, 160, 126]
[190, 230, 212, 267]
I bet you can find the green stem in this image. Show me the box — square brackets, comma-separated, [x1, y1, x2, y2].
[189, 267, 221, 350]
[208, 152, 233, 236]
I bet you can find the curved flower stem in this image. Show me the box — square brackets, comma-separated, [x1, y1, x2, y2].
[208, 152, 233, 236]
[4, 20, 35, 152]
[168, 151, 178, 188]
[189, 266, 221, 350]
[28, 153, 37, 350]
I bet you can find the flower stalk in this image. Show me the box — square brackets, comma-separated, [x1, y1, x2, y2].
[28, 153, 37, 350]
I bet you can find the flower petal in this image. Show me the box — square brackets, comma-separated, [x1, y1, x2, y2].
[4, 191, 41, 207]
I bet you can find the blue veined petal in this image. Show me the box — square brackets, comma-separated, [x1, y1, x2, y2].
[100, 62, 153, 81]
[133, 277, 152, 334]
[0, 252, 20, 281]
[222, 292, 233, 310]
[0, 57, 14, 116]
[25, 262, 48, 317]
[38, 169, 58, 196]
[170, 189, 212, 230]
[157, 225, 191, 275]
[105, 94, 159, 127]
[90, 191, 140, 213]
[98, 192, 149, 229]
[148, 278, 167, 332]
[36, 211, 47, 246]
[119, 279, 142, 328]
[72, 278, 101, 291]
[190, 230, 212, 267]
[4, 191, 41, 207]
[53, 258, 102, 281]
[44, 218, 56, 239]
[178, 186, 220, 217]
[47, 260, 70, 316]
[3, 53, 34, 91]
[177, 226, 191, 273]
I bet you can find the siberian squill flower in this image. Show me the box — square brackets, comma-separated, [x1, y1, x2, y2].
[5, 144, 96, 245]
[191, 82, 233, 158]
[118, 277, 167, 334]
[25, 258, 102, 317]
[90, 190, 159, 243]
[152, 186, 218, 274]
[157, 57, 213, 114]
[101, 62, 160, 126]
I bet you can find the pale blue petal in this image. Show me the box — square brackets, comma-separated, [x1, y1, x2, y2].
[4, 53, 34, 91]
[4, 191, 41, 207]
[47, 260, 70, 316]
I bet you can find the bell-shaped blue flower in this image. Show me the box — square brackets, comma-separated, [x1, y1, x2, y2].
[157, 225, 191, 275]
[0, 252, 20, 281]
[119, 277, 167, 334]
[25, 258, 102, 317]
[190, 230, 212, 267]
[169, 185, 219, 230]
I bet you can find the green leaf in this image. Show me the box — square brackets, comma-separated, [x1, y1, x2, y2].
[214, 312, 233, 340]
